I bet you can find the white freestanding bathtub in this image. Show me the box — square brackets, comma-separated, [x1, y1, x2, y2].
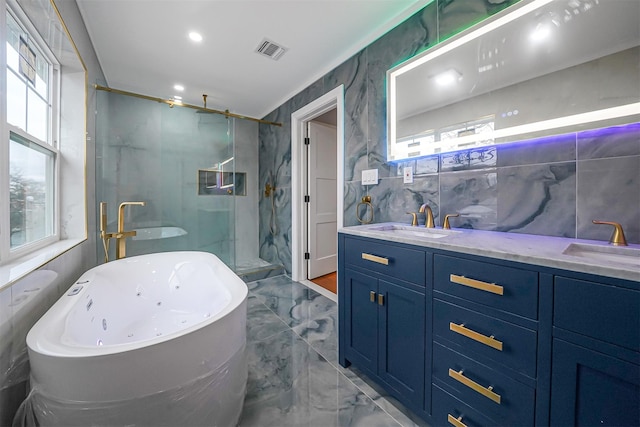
[20, 251, 248, 426]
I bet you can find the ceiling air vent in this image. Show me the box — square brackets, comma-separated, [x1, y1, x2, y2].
[255, 38, 287, 61]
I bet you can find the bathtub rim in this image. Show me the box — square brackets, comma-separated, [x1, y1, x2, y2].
[26, 251, 248, 358]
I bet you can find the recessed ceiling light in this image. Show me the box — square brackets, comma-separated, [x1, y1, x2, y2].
[189, 32, 203, 42]
[174, 84, 184, 91]
[174, 95, 182, 100]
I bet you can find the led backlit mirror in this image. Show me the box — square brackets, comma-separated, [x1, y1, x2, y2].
[387, 0, 640, 161]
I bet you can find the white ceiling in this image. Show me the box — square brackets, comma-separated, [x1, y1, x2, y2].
[76, 0, 428, 120]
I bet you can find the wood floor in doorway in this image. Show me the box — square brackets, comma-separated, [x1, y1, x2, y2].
[310, 272, 336, 294]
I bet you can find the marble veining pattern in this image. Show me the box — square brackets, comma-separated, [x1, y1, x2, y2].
[439, 169, 498, 230]
[497, 162, 577, 237]
[259, 0, 640, 274]
[576, 155, 640, 243]
[241, 276, 422, 427]
[577, 122, 640, 160]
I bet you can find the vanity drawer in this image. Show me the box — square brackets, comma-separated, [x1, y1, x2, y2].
[344, 236, 426, 285]
[554, 276, 640, 352]
[434, 254, 538, 319]
[434, 299, 537, 378]
[432, 342, 535, 426]
[432, 384, 498, 427]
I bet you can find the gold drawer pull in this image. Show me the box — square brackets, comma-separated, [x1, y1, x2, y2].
[448, 368, 501, 404]
[378, 293, 384, 306]
[370, 291, 376, 302]
[362, 253, 389, 265]
[448, 414, 468, 427]
[450, 274, 504, 295]
[450, 322, 503, 351]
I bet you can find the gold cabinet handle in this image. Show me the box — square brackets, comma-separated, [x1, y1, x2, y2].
[450, 322, 503, 351]
[370, 291, 376, 302]
[450, 274, 504, 295]
[362, 253, 389, 265]
[378, 293, 384, 306]
[448, 369, 501, 404]
[448, 414, 468, 427]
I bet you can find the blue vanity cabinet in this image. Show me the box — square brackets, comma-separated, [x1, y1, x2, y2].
[550, 276, 640, 426]
[339, 230, 639, 427]
[339, 235, 428, 415]
[431, 254, 540, 426]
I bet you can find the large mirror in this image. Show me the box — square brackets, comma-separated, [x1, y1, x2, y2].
[388, 0, 640, 161]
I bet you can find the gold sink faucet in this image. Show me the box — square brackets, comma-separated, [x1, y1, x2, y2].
[116, 201, 146, 259]
[419, 204, 435, 228]
[406, 212, 419, 226]
[592, 220, 628, 246]
[443, 213, 459, 230]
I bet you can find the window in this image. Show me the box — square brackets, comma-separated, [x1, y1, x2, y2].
[3, 9, 59, 259]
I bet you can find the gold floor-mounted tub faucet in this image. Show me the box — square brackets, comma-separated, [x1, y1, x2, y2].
[100, 201, 146, 262]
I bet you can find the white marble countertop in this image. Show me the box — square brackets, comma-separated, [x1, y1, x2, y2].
[339, 223, 640, 282]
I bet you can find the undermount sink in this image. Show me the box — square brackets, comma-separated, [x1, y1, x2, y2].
[133, 226, 187, 241]
[562, 243, 640, 267]
[367, 224, 458, 239]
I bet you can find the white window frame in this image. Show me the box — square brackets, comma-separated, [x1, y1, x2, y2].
[1, 5, 61, 263]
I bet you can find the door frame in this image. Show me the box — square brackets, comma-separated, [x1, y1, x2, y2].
[291, 85, 344, 283]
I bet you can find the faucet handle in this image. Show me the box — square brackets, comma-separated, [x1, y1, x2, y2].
[592, 220, 628, 246]
[406, 212, 419, 226]
[443, 213, 460, 230]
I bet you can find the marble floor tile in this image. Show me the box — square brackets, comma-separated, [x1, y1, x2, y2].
[242, 275, 417, 427]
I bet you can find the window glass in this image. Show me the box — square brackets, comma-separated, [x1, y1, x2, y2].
[9, 132, 55, 249]
[7, 69, 26, 129]
[27, 88, 47, 141]
[6, 11, 50, 142]
[6, 12, 21, 72]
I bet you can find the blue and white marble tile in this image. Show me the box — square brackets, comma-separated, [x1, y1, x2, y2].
[577, 122, 640, 160]
[244, 275, 427, 426]
[497, 163, 576, 237]
[439, 169, 498, 230]
[291, 78, 326, 115]
[344, 176, 440, 226]
[246, 295, 289, 342]
[248, 277, 312, 328]
[325, 51, 369, 182]
[438, 0, 518, 42]
[290, 291, 338, 365]
[576, 155, 640, 244]
[337, 366, 424, 427]
[497, 132, 576, 167]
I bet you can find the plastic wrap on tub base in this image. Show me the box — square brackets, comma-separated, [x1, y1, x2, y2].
[13, 343, 247, 427]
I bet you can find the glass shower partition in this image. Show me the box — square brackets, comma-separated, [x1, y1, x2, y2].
[95, 90, 236, 269]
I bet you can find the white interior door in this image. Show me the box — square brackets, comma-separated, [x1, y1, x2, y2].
[307, 121, 337, 279]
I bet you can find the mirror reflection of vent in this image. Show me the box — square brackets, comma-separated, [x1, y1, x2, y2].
[255, 38, 287, 61]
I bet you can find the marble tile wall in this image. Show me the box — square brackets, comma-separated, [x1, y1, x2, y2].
[258, 0, 640, 273]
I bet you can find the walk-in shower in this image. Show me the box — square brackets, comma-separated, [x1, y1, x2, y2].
[95, 89, 277, 277]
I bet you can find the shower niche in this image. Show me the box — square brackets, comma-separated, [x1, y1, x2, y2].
[197, 169, 246, 196]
